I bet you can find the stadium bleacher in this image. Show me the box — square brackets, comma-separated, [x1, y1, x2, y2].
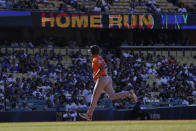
[0, 0, 196, 122]
[0, 0, 195, 13]
[0, 45, 195, 114]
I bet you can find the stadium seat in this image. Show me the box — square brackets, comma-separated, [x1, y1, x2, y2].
[34, 48, 40, 54]
[28, 48, 34, 54]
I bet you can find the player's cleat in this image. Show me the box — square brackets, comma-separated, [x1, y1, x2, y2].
[79, 113, 92, 121]
[129, 90, 138, 103]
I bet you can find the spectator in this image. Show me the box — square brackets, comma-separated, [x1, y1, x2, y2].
[138, 0, 146, 6]
[148, 0, 156, 6]
[82, 86, 92, 104]
[70, 110, 77, 121]
[121, 40, 129, 46]
[6, 0, 13, 8]
[0, 0, 6, 7]
[101, 0, 110, 11]
[70, 0, 79, 8]
[93, 3, 100, 12]
[178, 5, 187, 13]
[11, 41, 19, 48]
[155, 5, 161, 14]
[182, 98, 189, 105]
[130, 0, 137, 7]
[168, 0, 178, 5]
[129, 5, 136, 14]
[78, 100, 87, 109]
[28, 41, 34, 48]
[63, 111, 71, 121]
[194, 0, 196, 8]
[192, 90, 196, 97]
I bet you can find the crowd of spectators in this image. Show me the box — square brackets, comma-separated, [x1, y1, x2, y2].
[0, 0, 196, 13]
[168, 0, 190, 13]
[59, 0, 86, 12]
[194, 0, 196, 9]
[0, 0, 87, 12]
[10, 40, 35, 48]
[0, 42, 196, 120]
[129, 0, 162, 14]
[121, 39, 190, 46]
[114, 51, 196, 107]
[93, 0, 112, 12]
[0, 0, 39, 10]
[146, 0, 163, 14]
[5, 36, 191, 49]
[129, 0, 189, 14]
[0, 48, 93, 120]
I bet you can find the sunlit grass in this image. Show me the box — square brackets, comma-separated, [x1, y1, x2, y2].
[0, 120, 196, 131]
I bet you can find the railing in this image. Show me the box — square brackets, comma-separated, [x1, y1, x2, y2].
[120, 46, 196, 57]
[121, 46, 196, 49]
[1, 46, 196, 57]
[0, 47, 89, 65]
[0, 47, 89, 55]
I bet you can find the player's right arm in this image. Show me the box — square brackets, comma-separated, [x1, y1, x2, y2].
[93, 64, 104, 80]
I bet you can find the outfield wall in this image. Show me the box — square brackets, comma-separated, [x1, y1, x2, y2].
[0, 105, 196, 122]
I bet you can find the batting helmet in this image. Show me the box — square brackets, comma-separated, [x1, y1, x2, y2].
[88, 45, 100, 55]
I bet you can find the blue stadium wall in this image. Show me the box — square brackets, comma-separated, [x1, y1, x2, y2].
[0, 106, 196, 122]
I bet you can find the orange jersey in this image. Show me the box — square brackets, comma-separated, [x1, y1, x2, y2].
[92, 56, 107, 82]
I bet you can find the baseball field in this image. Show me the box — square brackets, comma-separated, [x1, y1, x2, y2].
[0, 120, 196, 131]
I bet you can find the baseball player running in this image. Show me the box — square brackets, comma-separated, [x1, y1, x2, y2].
[79, 45, 137, 121]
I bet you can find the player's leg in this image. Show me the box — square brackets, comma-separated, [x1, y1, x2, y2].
[104, 76, 137, 102]
[80, 76, 109, 120]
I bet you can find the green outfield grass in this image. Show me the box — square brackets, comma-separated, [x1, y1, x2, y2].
[0, 120, 196, 131]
